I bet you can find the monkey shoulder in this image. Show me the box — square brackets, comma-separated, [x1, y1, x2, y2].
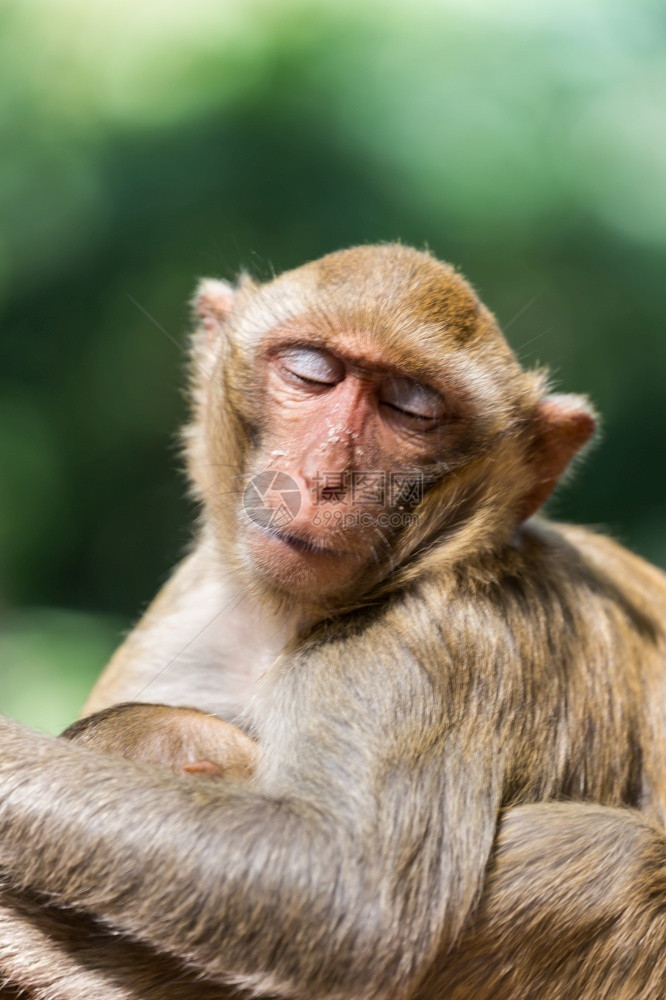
[388, 516, 666, 691]
[466, 517, 666, 607]
[519, 518, 666, 623]
[549, 520, 666, 593]
[317, 516, 666, 667]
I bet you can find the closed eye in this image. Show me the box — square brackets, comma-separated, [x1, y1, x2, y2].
[379, 376, 445, 426]
[381, 401, 437, 422]
[277, 347, 345, 387]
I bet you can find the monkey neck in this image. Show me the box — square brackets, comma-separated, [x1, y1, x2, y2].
[198, 520, 319, 632]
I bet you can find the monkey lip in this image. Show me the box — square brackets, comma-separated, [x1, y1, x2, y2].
[263, 525, 344, 557]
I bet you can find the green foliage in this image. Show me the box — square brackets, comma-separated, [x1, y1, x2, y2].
[0, 609, 122, 733]
[1, 0, 665, 726]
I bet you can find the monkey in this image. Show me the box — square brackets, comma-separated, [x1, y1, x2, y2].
[0, 243, 664, 1000]
[60, 702, 259, 779]
[421, 802, 666, 999]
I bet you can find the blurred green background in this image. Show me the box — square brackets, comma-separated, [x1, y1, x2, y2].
[1, 0, 665, 733]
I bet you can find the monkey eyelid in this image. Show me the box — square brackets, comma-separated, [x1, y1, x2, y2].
[380, 400, 440, 423]
[379, 375, 447, 426]
[274, 346, 345, 387]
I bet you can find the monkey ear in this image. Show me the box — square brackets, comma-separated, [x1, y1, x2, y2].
[519, 394, 597, 521]
[194, 279, 236, 342]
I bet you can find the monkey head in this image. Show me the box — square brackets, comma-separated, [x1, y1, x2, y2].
[186, 245, 595, 609]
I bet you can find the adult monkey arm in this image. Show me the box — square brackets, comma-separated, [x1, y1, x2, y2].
[0, 887, 242, 1000]
[0, 594, 507, 999]
[420, 802, 666, 1000]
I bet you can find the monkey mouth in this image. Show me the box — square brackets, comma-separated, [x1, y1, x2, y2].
[264, 525, 343, 557]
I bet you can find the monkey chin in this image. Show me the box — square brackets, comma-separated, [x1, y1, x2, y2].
[243, 521, 366, 603]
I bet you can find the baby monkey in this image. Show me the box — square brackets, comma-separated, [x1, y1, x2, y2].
[61, 703, 258, 781]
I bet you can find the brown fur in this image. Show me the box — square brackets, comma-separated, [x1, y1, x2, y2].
[61, 703, 258, 780]
[420, 803, 666, 999]
[0, 244, 664, 999]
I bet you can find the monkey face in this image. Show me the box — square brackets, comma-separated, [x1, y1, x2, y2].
[191, 245, 594, 609]
[240, 336, 454, 598]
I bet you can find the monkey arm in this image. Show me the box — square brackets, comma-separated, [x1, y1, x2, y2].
[0, 884, 242, 1000]
[417, 803, 666, 1000]
[0, 623, 503, 1000]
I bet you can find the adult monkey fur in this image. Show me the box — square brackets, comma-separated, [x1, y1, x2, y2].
[0, 245, 665, 999]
